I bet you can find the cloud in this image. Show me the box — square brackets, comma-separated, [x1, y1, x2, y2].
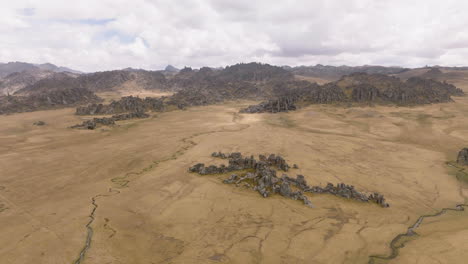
[60, 18, 116, 25]
[0, 0, 467, 71]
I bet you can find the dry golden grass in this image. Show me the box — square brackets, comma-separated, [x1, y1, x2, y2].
[1, 84, 468, 263]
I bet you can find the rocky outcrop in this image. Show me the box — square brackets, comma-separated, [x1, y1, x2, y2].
[75, 79, 259, 115]
[240, 97, 296, 113]
[111, 111, 149, 120]
[7, 62, 463, 116]
[457, 148, 468, 165]
[16, 70, 167, 95]
[71, 117, 115, 130]
[349, 84, 380, 102]
[76, 96, 165, 115]
[287, 64, 408, 81]
[240, 73, 465, 114]
[189, 152, 389, 208]
[218, 62, 293, 83]
[303, 182, 388, 206]
[421, 67, 443, 79]
[13, 72, 82, 96]
[71, 111, 149, 129]
[0, 88, 101, 115]
[337, 73, 464, 104]
[0, 68, 57, 95]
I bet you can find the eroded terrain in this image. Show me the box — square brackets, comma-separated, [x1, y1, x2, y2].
[1, 93, 468, 263]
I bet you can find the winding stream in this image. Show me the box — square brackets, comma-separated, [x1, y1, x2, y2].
[73, 189, 120, 264]
[71, 114, 250, 264]
[368, 203, 468, 264]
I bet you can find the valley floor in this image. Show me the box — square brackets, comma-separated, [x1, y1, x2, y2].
[1, 95, 468, 263]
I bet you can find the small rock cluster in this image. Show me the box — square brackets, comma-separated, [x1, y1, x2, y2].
[33, 121, 46, 126]
[457, 148, 468, 165]
[189, 152, 389, 208]
[71, 111, 149, 130]
[71, 117, 115, 130]
[305, 182, 388, 206]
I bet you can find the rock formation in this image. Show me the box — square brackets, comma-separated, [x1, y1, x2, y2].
[457, 148, 468, 165]
[0, 88, 101, 115]
[189, 152, 389, 208]
[15, 70, 167, 95]
[240, 97, 296, 113]
[76, 96, 165, 115]
[3, 62, 464, 115]
[240, 72, 465, 113]
[33, 121, 46, 126]
[287, 64, 409, 81]
[0, 68, 58, 95]
[71, 111, 149, 129]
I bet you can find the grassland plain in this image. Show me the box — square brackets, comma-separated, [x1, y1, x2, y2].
[0, 84, 467, 263]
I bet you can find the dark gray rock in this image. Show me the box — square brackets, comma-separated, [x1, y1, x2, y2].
[240, 97, 296, 113]
[76, 96, 165, 115]
[457, 148, 468, 165]
[189, 152, 390, 208]
[71, 111, 149, 129]
[33, 121, 46, 126]
[223, 174, 238, 184]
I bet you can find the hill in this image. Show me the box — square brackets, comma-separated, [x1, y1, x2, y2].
[0, 69, 55, 95]
[0, 62, 82, 95]
[288, 64, 409, 81]
[0, 88, 100, 114]
[240, 73, 465, 113]
[15, 70, 168, 95]
[0, 61, 81, 78]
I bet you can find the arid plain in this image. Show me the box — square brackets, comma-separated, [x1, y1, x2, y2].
[1, 76, 468, 264]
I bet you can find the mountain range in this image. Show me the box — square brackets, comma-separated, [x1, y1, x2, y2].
[0, 61, 466, 115]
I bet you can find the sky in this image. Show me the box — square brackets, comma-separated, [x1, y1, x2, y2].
[1, 0, 468, 72]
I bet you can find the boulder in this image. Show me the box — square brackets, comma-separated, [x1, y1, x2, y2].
[33, 121, 46, 126]
[457, 148, 468, 165]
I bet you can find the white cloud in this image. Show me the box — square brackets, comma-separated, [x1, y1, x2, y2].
[0, 0, 467, 71]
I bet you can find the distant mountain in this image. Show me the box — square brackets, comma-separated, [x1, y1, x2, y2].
[16, 62, 291, 95]
[3, 61, 466, 115]
[164, 65, 179, 72]
[287, 64, 409, 81]
[121, 67, 148, 72]
[15, 69, 167, 95]
[35, 63, 82, 74]
[0, 61, 83, 95]
[0, 61, 81, 78]
[0, 87, 100, 115]
[0, 62, 39, 78]
[0, 68, 56, 95]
